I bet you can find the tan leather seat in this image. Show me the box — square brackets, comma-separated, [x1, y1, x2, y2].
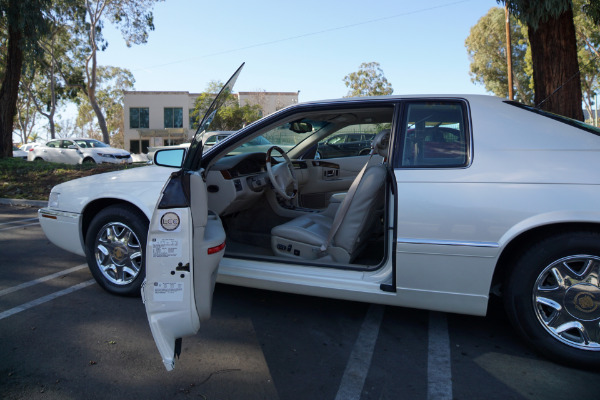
[271, 130, 389, 263]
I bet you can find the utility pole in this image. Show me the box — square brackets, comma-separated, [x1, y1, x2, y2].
[505, 4, 514, 101]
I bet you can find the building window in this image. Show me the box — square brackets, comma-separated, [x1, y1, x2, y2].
[130, 107, 149, 129]
[130, 139, 150, 154]
[164, 107, 183, 128]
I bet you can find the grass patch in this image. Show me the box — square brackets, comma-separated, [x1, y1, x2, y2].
[0, 157, 146, 201]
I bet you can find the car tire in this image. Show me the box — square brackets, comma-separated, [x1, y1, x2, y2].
[504, 231, 600, 367]
[85, 205, 148, 297]
[82, 157, 96, 165]
[34, 157, 44, 162]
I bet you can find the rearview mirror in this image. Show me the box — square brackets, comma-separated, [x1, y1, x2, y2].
[290, 121, 313, 133]
[154, 148, 186, 168]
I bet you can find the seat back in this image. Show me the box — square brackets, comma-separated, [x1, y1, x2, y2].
[329, 129, 389, 260]
[331, 164, 386, 259]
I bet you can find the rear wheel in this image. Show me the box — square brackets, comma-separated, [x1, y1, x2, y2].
[85, 205, 148, 296]
[504, 232, 600, 367]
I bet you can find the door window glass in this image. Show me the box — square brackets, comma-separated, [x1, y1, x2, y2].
[401, 102, 468, 167]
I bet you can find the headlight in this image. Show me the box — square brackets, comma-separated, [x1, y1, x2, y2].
[97, 153, 115, 158]
[48, 192, 60, 208]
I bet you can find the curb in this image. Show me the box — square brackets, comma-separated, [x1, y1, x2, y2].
[0, 198, 47, 208]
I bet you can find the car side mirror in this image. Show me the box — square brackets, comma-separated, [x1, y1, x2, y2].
[68, 145, 78, 149]
[154, 148, 186, 168]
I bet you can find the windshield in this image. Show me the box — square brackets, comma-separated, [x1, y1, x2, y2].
[74, 139, 109, 148]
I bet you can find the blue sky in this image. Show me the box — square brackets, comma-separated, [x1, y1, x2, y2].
[98, 0, 501, 101]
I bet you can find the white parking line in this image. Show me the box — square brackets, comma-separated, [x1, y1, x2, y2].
[0, 217, 38, 226]
[0, 222, 40, 231]
[334, 304, 384, 400]
[0, 279, 95, 321]
[0, 263, 88, 297]
[427, 312, 453, 400]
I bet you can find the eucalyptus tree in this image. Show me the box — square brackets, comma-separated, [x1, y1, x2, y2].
[191, 80, 263, 131]
[343, 62, 394, 97]
[83, 0, 163, 144]
[465, 7, 533, 105]
[19, 0, 86, 140]
[0, 0, 50, 157]
[75, 66, 135, 146]
[498, 0, 600, 120]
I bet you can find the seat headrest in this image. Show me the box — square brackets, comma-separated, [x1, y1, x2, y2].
[371, 129, 390, 158]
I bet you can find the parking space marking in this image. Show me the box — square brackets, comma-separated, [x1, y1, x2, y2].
[0, 279, 95, 321]
[427, 312, 452, 400]
[334, 304, 384, 400]
[0, 217, 38, 226]
[0, 222, 40, 231]
[0, 263, 88, 297]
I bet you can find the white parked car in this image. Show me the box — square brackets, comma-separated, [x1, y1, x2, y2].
[19, 142, 40, 152]
[39, 66, 600, 369]
[28, 138, 132, 165]
[12, 146, 27, 159]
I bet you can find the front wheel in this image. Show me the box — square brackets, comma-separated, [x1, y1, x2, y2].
[85, 205, 148, 296]
[504, 232, 600, 367]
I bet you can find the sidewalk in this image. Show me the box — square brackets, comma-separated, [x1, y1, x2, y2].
[0, 198, 47, 208]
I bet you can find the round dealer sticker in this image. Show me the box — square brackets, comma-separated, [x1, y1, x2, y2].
[160, 212, 180, 231]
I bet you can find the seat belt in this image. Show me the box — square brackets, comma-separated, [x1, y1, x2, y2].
[320, 155, 373, 251]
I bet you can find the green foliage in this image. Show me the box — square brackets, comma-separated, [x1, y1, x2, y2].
[573, 0, 600, 120]
[498, 0, 572, 30]
[0, 156, 142, 200]
[465, 7, 534, 104]
[475, 2, 600, 116]
[343, 62, 394, 97]
[76, 66, 135, 146]
[191, 81, 263, 131]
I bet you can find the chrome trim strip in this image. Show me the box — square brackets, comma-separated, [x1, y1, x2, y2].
[397, 238, 499, 248]
[38, 209, 80, 219]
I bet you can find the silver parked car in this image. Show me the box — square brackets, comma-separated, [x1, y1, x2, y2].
[39, 65, 600, 369]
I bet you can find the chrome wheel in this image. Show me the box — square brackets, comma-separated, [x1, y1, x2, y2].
[94, 222, 142, 286]
[533, 255, 600, 351]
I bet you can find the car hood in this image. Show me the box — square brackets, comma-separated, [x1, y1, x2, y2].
[52, 165, 176, 215]
[88, 147, 131, 156]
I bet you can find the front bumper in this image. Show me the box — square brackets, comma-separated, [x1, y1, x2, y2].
[38, 208, 86, 257]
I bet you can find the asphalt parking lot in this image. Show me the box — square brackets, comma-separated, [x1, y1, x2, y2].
[1, 203, 599, 400]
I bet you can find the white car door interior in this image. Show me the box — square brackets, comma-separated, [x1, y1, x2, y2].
[143, 172, 226, 371]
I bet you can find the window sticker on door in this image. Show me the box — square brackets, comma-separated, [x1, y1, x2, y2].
[151, 238, 182, 258]
[153, 282, 184, 302]
[159, 211, 181, 232]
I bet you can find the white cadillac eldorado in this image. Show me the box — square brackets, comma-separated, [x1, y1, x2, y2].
[39, 88, 600, 369]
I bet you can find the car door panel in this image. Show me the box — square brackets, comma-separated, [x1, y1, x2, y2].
[298, 155, 374, 208]
[143, 173, 226, 371]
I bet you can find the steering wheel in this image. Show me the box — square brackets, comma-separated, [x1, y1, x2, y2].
[266, 146, 298, 200]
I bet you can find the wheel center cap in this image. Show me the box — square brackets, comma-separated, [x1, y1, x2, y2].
[111, 245, 129, 264]
[564, 283, 600, 321]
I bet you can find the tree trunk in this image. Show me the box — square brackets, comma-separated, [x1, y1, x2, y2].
[89, 89, 110, 143]
[528, 7, 584, 121]
[0, 21, 24, 158]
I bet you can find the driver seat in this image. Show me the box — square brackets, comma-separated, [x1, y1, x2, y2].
[270, 130, 389, 263]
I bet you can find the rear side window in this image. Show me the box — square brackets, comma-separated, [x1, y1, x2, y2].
[399, 101, 469, 168]
[505, 101, 600, 136]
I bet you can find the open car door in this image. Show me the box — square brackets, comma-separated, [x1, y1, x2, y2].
[142, 64, 244, 371]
